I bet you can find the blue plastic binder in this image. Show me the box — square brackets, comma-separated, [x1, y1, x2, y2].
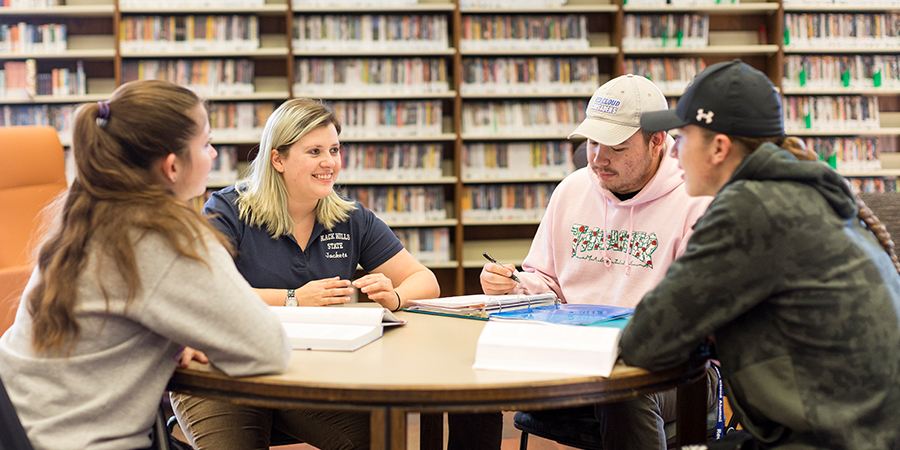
[489, 303, 634, 327]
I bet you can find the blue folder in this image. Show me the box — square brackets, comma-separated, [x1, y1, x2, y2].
[489, 304, 634, 328]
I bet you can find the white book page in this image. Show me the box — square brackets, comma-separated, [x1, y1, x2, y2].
[473, 321, 621, 377]
[271, 306, 405, 326]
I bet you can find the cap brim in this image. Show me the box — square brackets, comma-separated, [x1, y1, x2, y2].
[568, 119, 639, 146]
[640, 109, 689, 133]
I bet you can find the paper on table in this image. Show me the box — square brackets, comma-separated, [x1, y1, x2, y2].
[473, 321, 621, 377]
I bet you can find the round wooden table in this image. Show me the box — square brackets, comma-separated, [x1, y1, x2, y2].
[168, 310, 710, 450]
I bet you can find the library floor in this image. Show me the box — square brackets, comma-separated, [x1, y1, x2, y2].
[171, 410, 576, 449]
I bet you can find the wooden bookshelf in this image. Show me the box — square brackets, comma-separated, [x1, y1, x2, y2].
[3, 0, 899, 295]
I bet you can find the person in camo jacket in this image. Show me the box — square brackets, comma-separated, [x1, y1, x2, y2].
[624, 59, 900, 449]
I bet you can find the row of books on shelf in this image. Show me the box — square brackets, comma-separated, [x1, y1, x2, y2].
[340, 143, 443, 181]
[119, 0, 265, 8]
[460, 57, 599, 96]
[622, 14, 710, 50]
[459, 15, 589, 52]
[783, 55, 900, 90]
[330, 100, 443, 138]
[848, 177, 900, 194]
[121, 59, 255, 97]
[624, 57, 706, 93]
[784, 13, 900, 49]
[0, 103, 71, 134]
[0, 22, 66, 55]
[1, 59, 87, 99]
[294, 0, 417, 7]
[392, 227, 451, 264]
[461, 141, 574, 180]
[461, 100, 586, 137]
[461, 183, 556, 222]
[293, 15, 449, 53]
[625, 0, 738, 5]
[0, 0, 62, 7]
[293, 58, 449, 97]
[805, 136, 890, 172]
[342, 185, 447, 223]
[783, 0, 896, 4]
[208, 101, 273, 137]
[119, 15, 260, 53]
[783, 95, 880, 132]
[208, 145, 239, 186]
[460, 0, 565, 7]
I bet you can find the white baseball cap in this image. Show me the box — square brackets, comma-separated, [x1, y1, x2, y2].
[569, 74, 668, 146]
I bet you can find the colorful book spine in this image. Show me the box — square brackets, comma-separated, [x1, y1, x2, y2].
[294, 57, 448, 96]
[462, 141, 573, 180]
[340, 143, 443, 181]
[460, 14, 589, 52]
[461, 183, 557, 222]
[461, 57, 598, 95]
[462, 99, 586, 137]
[341, 185, 447, 223]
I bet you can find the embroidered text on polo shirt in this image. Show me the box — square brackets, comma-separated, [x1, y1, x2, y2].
[321, 232, 351, 259]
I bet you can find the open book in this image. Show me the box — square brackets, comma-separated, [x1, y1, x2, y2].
[271, 306, 405, 352]
[404, 293, 558, 319]
[473, 320, 622, 377]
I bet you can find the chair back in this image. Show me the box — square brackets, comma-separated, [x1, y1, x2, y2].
[0, 126, 67, 333]
[0, 375, 34, 450]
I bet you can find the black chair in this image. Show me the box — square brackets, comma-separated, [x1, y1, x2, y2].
[0, 375, 34, 450]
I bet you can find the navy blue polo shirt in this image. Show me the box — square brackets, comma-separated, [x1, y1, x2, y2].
[203, 185, 404, 289]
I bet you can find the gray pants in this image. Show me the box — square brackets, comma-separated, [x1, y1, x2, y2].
[594, 366, 720, 450]
[170, 392, 369, 450]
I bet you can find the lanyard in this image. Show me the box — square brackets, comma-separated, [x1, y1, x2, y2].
[712, 363, 725, 440]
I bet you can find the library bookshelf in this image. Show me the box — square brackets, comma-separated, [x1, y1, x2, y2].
[2, 0, 898, 295]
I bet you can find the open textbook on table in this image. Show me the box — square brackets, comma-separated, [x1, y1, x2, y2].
[271, 306, 405, 351]
[404, 292, 559, 319]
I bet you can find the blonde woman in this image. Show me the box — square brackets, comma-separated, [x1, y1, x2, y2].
[171, 98, 440, 449]
[0, 80, 290, 450]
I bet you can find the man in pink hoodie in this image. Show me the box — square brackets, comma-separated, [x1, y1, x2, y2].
[481, 74, 714, 449]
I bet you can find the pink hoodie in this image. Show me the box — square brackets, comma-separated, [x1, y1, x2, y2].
[511, 136, 712, 308]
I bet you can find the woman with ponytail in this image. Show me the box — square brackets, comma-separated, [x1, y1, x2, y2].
[0, 80, 290, 450]
[620, 60, 900, 449]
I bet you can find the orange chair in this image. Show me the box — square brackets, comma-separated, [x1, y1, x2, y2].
[0, 126, 67, 333]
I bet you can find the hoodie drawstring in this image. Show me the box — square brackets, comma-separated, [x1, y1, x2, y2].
[603, 197, 636, 275]
[625, 205, 635, 276]
[603, 198, 612, 268]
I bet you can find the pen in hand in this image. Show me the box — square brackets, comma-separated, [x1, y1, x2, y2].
[482, 252, 521, 283]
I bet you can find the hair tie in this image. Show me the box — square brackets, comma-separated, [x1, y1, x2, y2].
[97, 101, 110, 123]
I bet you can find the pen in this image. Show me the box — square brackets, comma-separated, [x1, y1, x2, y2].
[482, 252, 521, 283]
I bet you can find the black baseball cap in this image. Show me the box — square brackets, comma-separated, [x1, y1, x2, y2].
[640, 60, 784, 138]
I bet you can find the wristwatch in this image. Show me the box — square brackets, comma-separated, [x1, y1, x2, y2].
[285, 289, 298, 307]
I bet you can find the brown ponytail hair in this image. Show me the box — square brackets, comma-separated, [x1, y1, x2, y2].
[28, 80, 231, 355]
[711, 130, 900, 276]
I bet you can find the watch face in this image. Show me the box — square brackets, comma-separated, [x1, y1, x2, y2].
[285, 297, 298, 307]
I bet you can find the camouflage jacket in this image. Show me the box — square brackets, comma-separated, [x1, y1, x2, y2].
[621, 143, 900, 449]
